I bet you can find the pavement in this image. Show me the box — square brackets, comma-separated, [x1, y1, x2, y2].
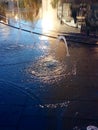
[0, 22, 98, 130]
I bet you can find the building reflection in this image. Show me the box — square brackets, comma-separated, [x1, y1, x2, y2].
[57, 0, 98, 35]
[0, 0, 98, 36]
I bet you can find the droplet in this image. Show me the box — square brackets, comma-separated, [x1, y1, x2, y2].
[87, 125, 98, 130]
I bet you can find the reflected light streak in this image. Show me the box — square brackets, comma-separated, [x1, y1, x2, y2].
[15, 15, 18, 21]
[42, 0, 56, 33]
[0, 20, 5, 23]
[39, 36, 48, 40]
[39, 36, 49, 50]
[42, 11, 54, 32]
[41, 45, 48, 50]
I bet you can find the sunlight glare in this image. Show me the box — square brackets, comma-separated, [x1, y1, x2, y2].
[42, 12, 54, 32]
[15, 15, 18, 20]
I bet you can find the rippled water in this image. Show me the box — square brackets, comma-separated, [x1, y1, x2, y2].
[27, 55, 76, 84]
[1, 20, 98, 129]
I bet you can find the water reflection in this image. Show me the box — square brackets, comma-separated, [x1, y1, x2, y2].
[27, 38, 76, 84]
[0, 0, 59, 35]
[0, 2, 98, 130]
[19, 8, 40, 22]
[39, 100, 70, 109]
[0, 4, 6, 23]
[0, 0, 41, 26]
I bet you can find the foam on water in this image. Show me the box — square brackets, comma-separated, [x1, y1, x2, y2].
[28, 55, 76, 84]
[87, 126, 98, 130]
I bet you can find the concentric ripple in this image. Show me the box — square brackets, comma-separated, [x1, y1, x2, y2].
[27, 55, 76, 84]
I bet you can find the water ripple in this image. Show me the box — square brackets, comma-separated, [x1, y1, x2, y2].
[27, 55, 76, 84]
[39, 101, 70, 109]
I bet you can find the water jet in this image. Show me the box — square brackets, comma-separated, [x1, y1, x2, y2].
[57, 35, 70, 56]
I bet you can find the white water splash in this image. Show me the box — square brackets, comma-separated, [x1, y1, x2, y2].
[39, 101, 70, 109]
[87, 126, 98, 130]
[57, 36, 70, 56]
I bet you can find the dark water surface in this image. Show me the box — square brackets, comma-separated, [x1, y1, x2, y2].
[0, 22, 98, 129]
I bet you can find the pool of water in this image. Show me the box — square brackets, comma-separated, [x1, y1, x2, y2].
[0, 20, 98, 129]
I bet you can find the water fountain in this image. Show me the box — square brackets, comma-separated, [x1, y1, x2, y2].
[57, 35, 70, 56]
[1, 1, 98, 130]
